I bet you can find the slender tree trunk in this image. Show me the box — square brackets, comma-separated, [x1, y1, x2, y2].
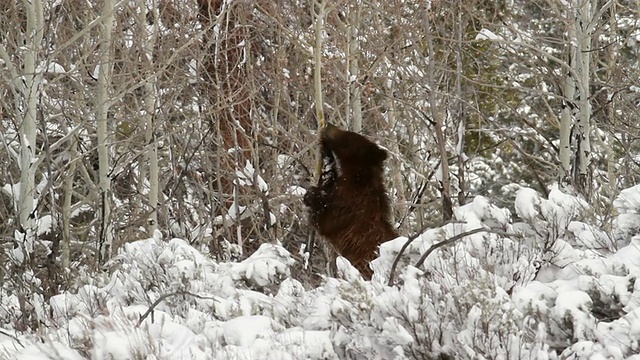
[305, 0, 329, 272]
[603, 0, 618, 195]
[138, 0, 159, 234]
[559, 10, 577, 186]
[61, 134, 77, 269]
[17, 0, 44, 260]
[97, 0, 115, 264]
[573, 0, 593, 196]
[311, 0, 327, 178]
[385, 76, 405, 224]
[455, 7, 466, 206]
[347, 4, 362, 132]
[313, 0, 326, 129]
[425, 6, 452, 220]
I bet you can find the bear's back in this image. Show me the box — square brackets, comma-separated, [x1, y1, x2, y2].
[309, 123, 398, 278]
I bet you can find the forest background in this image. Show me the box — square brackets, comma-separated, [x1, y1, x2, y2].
[0, 0, 639, 358]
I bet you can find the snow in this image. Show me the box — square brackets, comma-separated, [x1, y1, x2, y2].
[476, 28, 503, 41]
[36, 61, 66, 74]
[554, 290, 592, 315]
[515, 186, 542, 220]
[613, 184, 640, 247]
[222, 315, 274, 346]
[2, 184, 640, 358]
[567, 221, 611, 250]
[14, 343, 84, 360]
[235, 160, 269, 193]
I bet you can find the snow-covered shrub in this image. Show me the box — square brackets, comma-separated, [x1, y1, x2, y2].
[3, 184, 640, 359]
[511, 185, 640, 357]
[613, 184, 640, 248]
[300, 193, 549, 359]
[1, 231, 312, 359]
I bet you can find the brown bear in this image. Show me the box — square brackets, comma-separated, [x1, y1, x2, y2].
[304, 123, 398, 279]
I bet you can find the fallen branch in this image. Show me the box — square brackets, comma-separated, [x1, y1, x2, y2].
[415, 228, 521, 269]
[137, 291, 218, 327]
[414, 228, 488, 269]
[389, 226, 520, 285]
[387, 220, 464, 286]
[0, 329, 23, 348]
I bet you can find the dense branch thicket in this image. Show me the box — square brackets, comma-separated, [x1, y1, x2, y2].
[0, 0, 638, 351]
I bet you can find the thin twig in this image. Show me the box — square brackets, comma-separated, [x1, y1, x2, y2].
[0, 329, 23, 348]
[137, 291, 218, 327]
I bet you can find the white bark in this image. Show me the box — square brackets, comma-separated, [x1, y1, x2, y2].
[455, 8, 466, 206]
[574, 0, 593, 193]
[385, 76, 405, 223]
[97, 0, 115, 263]
[424, 6, 452, 220]
[312, 0, 327, 178]
[559, 11, 577, 184]
[138, 0, 159, 234]
[347, 5, 362, 132]
[313, 0, 326, 128]
[306, 0, 328, 270]
[603, 0, 618, 194]
[62, 135, 77, 269]
[17, 0, 44, 260]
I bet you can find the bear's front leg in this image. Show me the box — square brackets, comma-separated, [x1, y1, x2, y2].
[303, 186, 328, 211]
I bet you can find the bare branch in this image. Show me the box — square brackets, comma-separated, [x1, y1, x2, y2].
[137, 291, 219, 327]
[414, 228, 522, 270]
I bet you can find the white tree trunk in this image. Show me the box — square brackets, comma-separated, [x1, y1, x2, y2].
[97, 0, 115, 263]
[455, 8, 467, 206]
[603, 0, 618, 194]
[559, 10, 577, 185]
[348, 5, 362, 132]
[313, 0, 326, 129]
[424, 6, 452, 220]
[385, 76, 405, 223]
[306, 0, 331, 272]
[139, 0, 159, 234]
[312, 0, 327, 179]
[574, 0, 593, 194]
[62, 125, 78, 269]
[17, 0, 44, 261]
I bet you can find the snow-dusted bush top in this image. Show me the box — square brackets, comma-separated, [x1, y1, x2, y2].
[2, 184, 640, 359]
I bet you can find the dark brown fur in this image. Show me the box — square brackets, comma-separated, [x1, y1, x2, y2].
[304, 123, 398, 279]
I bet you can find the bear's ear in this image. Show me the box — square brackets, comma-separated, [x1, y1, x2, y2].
[363, 144, 387, 165]
[321, 122, 340, 141]
[374, 145, 388, 163]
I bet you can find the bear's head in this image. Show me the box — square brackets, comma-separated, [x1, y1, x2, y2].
[320, 123, 388, 171]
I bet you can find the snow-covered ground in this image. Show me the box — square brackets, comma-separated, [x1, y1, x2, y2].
[2, 184, 640, 359]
